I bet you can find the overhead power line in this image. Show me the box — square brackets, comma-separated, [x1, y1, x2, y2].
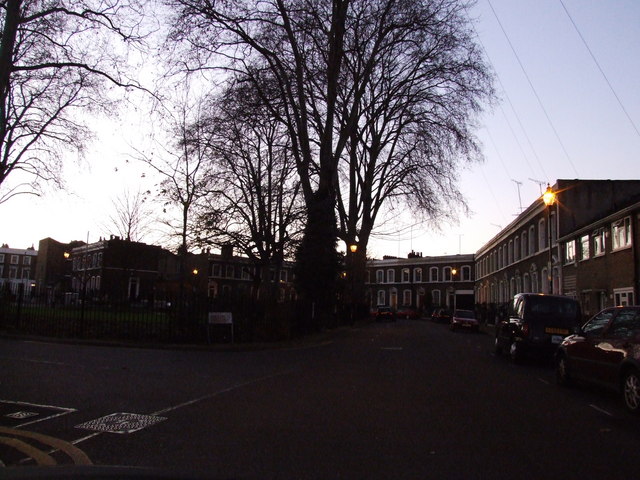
[487, 0, 579, 177]
[559, 0, 640, 141]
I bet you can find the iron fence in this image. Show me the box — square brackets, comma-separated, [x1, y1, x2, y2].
[0, 287, 303, 344]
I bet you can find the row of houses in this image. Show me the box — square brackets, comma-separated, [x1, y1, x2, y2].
[2, 179, 639, 320]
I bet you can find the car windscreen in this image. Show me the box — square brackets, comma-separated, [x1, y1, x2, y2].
[455, 310, 475, 319]
[525, 297, 579, 325]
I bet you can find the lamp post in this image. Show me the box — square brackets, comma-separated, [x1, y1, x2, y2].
[450, 267, 458, 311]
[542, 184, 556, 294]
[348, 243, 358, 325]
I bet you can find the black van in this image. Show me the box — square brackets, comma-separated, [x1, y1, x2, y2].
[494, 293, 582, 362]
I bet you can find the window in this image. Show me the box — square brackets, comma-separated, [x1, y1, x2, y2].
[0, 254, 4, 263]
[461, 265, 471, 281]
[9, 266, 17, 279]
[432, 290, 441, 306]
[414, 268, 422, 283]
[279, 270, 287, 282]
[529, 225, 536, 254]
[514, 236, 520, 261]
[377, 290, 386, 306]
[401, 268, 410, 283]
[376, 270, 384, 284]
[212, 264, 221, 277]
[609, 309, 640, 338]
[583, 310, 614, 337]
[564, 240, 576, 264]
[429, 267, 439, 282]
[10, 255, 19, 264]
[226, 265, 234, 278]
[508, 240, 513, 265]
[580, 235, 590, 261]
[612, 217, 632, 251]
[593, 229, 605, 256]
[443, 266, 452, 282]
[22, 268, 30, 279]
[614, 288, 635, 307]
[23, 256, 31, 265]
[538, 218, 546, 251]
[521, 232, 527, 257]
[386, 269, 395, 283]
[403, 290, 411, 305]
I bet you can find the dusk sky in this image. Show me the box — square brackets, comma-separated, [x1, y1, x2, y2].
[1, 0, 639, 259]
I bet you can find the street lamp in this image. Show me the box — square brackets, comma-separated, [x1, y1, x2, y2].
[542, 184, 556, 294]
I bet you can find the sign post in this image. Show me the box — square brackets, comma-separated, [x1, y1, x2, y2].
[207, 312, 234, 344]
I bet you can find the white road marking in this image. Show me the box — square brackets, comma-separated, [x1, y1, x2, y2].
[589, 404, 613, 417]
[0, 400, 76, 427]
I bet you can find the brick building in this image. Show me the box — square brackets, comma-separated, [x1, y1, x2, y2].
[0, 244, 37, 295]
[475, 179, 640, 320]
[365, 252, 475, 313]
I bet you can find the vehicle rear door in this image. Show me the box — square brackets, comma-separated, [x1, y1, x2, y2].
[599, 308, 640, 387]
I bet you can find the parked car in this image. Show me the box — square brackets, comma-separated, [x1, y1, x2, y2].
[494, 293, 582, 363]
[397, 305, 420, 319]
[375, 306, 396, 322]
[555, 306, 640, 413]
[431, 308, 452, 324]
[450, 309, 479, 332]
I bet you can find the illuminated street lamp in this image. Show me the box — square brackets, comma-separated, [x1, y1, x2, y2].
[542, 184, 556, 294]
[349, 243, 358, 254]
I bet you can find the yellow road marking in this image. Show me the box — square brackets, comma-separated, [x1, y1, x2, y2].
[0, 427, 92, 466]
[0, 436, 56, 465]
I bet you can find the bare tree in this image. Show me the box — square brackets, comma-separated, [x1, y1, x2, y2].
[0, 0, 149, 203]
[166, 0, 494, 327]
[103, 188, 153, 242]
[335, 0, 493, 252]
[193, 79, 305, 300]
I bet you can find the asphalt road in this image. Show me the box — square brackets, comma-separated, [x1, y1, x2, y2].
[2, 320, 640, 479]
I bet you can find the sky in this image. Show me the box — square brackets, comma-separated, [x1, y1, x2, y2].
[1, 0, 639, 260]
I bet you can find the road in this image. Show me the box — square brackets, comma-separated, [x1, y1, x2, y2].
[1, 320, 639, 478]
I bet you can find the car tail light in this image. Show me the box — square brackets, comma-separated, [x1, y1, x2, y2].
[522, 322, 530, 337]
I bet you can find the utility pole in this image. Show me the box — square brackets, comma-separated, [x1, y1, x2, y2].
[511, 179, 523, 213]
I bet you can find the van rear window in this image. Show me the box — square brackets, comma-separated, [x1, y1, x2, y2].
[526, 296, 578, 319]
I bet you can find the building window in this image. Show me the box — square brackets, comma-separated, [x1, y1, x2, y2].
[403, 290, 411, 305]
[580, 235, 590, 261]
[226, 265, 234, 278]
[614, 288, 635, 307]
[377, 290, 386, 305]
[508, 240, 513, 265]
[461, 265, 471, 281]
[432, 289, 441, 306]
[565, 240, 576, 264]
[414, 268, 422, 283]
[443, 266, 452, 282]
[529, 225, 536, 254]
[376, 270, 384, 284]
[387, 269, 395, 283]
[521, 232, 528, 257]
[0, 254, 4, 263]
[429, 267, 439, 282]
[22, 268, 30, 279]
[593, 229, 605, 256]
[514, 236, 520, 261]
[10, 255, 19, 265]
[538, 218, 546, 251]
[401, 268, 410, 283]
[612, 217, 632, 251]
[23, 256, 31, 265]
[212, 264, 221, 277]
[9, 266, 17, 279]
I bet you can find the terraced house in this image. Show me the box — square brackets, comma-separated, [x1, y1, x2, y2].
[475, 179, 640, 321]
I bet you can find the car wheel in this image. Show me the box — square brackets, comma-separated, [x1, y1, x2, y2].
[509, 340, 522, 363]
[622, 369, 640, 413]
[556, 355, 572, 386]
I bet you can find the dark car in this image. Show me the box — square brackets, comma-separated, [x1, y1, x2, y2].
[431, 308, 452, 324]
[397, 305, 420, 319]
[450, 309, 479, 332]
[494, 293, 582, 363]
[555, 306, 640, 413]
[375, 306, 396, 322]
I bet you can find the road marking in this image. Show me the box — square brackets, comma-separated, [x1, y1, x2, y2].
[0, 399, 76, 428]
[76, 413, 167, 434]
[589, 404, 613, 417]
[0, 426, 92, 466]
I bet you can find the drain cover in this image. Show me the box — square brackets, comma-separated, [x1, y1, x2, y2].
[76, 413, 166, 434]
